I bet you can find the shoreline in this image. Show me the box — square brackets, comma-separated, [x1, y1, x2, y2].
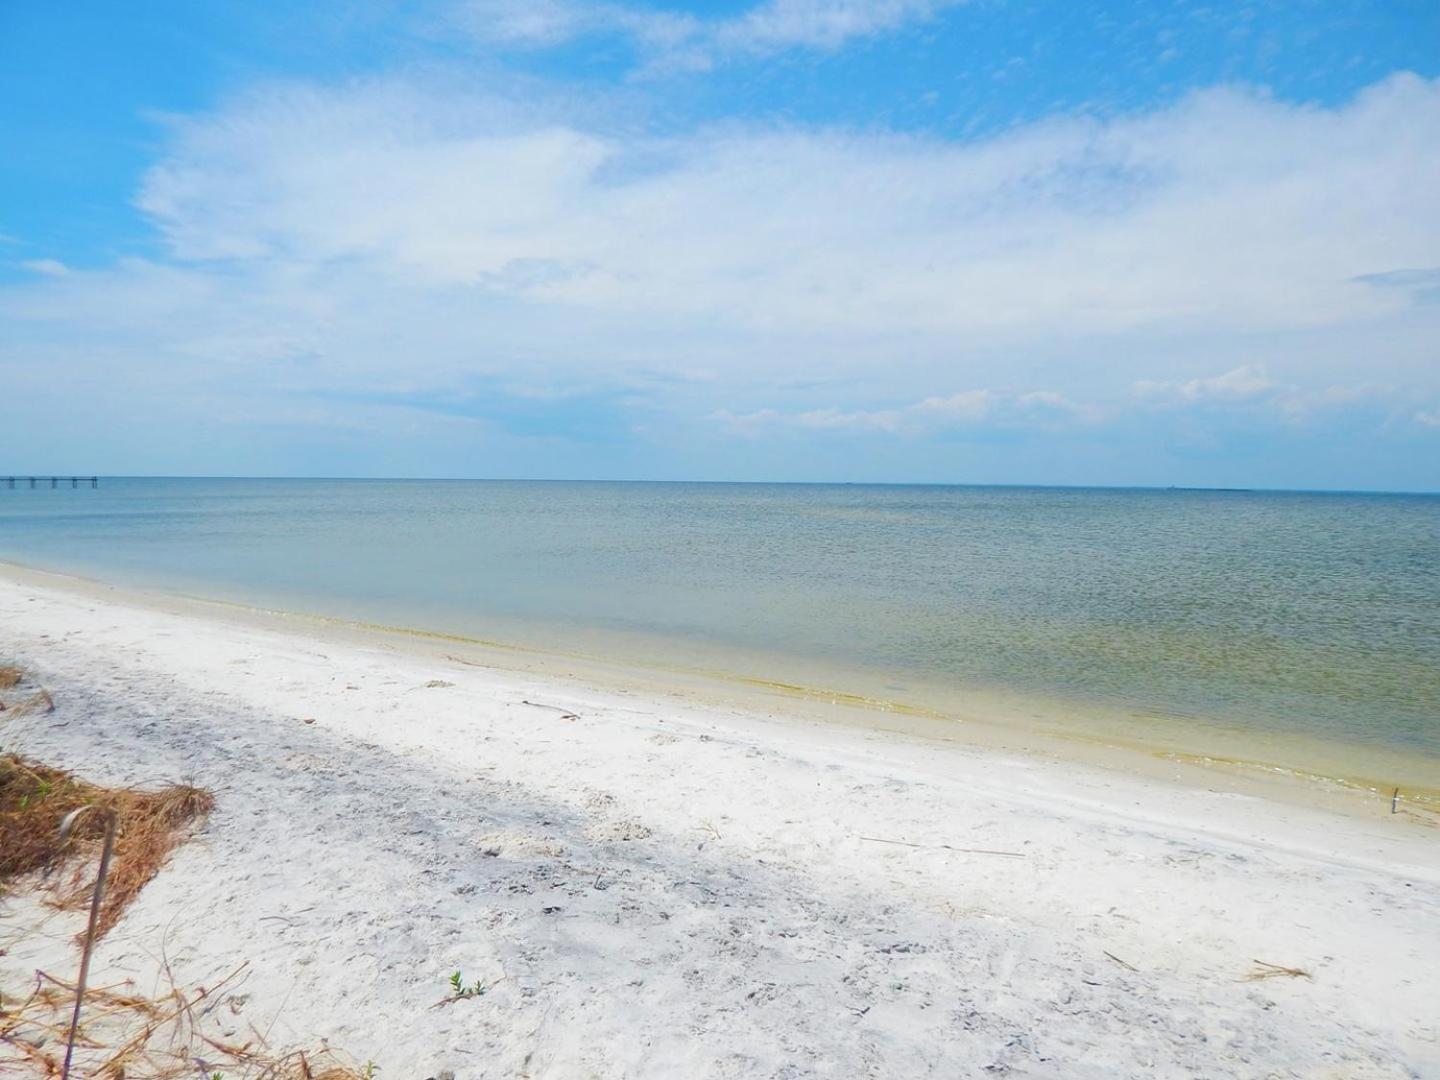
[2, 558, 1436, 822]
[3, 565, 1439, 1075]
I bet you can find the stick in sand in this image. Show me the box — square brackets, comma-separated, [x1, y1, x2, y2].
[857, 835, 1026, 857]
[59, 804, 118, 1080]
[1103, 951, 1137, 971]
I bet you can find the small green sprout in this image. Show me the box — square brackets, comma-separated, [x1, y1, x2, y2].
[447, 970, 488, 1000]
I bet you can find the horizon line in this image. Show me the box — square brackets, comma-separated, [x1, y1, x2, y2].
[10, 475, 1439, 497]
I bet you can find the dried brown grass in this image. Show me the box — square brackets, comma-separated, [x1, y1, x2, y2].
[2, 690, 54, 718]
[0, 752, 364, 1079]
[0, 753, 214, 938]
[2, 963, 368, 1079]
[0, 664, 22, 690]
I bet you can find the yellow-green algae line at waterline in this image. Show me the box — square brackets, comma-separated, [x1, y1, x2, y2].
[177, 590, 1440, 811]
[184, 593, 939, 715]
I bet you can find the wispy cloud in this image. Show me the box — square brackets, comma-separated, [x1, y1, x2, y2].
[716, 369, 1416, 441]
[19, 258, 70, 277]
[721, 0, 953, 51]
[1134, 365, 1278, 405]
[131, 73, 1440, 343]
[714, 388, 1096, 435]
[452, 0, 696, 50]
[1352, 267, 1440, 290]
[1134, 365, 1401, 423]
[452, 0, 958, 68]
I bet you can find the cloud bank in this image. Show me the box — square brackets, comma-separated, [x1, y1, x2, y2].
[130, 72, 1440, 343]
[3, 54, 1439, 484]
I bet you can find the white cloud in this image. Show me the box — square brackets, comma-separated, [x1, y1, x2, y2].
[711, 0, 955, 56]
[3, 72, 1438, 477]
[713, 372, 1406, 439]
[1134, 365, 1277, 405]
[452, 0, 956, 64]
[1133, 365, 1400, 423]
[131, 73, 1440, 347]
[1416, 408, 1440, 428]
[454, 0, 697, 50]
[713, 387, 1097, 435]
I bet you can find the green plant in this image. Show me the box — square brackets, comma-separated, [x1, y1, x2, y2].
[447, 970, 488, 1000]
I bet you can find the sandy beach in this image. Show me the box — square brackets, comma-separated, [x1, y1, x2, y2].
[2, 565, 1438, 1078]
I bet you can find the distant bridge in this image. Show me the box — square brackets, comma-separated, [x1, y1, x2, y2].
[4, 477, 99, 489]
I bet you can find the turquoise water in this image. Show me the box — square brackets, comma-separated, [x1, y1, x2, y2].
[2, 478, 1438, 761]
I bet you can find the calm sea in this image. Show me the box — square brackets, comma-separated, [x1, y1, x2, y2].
[3, 478, 1438, 774]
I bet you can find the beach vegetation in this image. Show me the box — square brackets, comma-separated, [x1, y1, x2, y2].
[445, 970, 489, 1001]
[1, 752, 369, 1079]
[1, 963, 372, 1080]
[0, 752, 214, 939]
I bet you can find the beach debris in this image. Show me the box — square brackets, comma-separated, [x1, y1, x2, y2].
[424, 679, 454, 689]
[2, 961, 370, 1080]
[521, 699, 580, 721]
[58, 804, 118, 1080]
[857, 835, 1026, 857]
[4, 690, 54, 718]
[445, 653, 487, 667]
[2, 753, 365, 1080]
[448, 970, 488, 999]
[434, 970, 506, 1007]
[1243, 960, 1312, 982]
[0, 664, 22, 689]
[1103, 951, 1137, 972]
[0, 753, 214, 940]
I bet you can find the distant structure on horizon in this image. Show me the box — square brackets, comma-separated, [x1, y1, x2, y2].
[3, 476, 99, 489]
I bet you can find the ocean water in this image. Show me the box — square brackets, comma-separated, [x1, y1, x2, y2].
[2, 478, 1438, 771]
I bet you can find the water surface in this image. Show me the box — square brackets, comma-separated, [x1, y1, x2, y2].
[3, 478, 1437, 773]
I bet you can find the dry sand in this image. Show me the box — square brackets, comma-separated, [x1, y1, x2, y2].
[2, 567, 1438, 1078]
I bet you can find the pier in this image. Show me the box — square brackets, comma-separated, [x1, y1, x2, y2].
[4, 476, 99, 489]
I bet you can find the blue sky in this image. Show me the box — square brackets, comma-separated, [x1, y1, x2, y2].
[2, 0, 1438, 488]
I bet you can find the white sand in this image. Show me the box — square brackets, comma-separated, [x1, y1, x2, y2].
[2, 569, 1438, 1078]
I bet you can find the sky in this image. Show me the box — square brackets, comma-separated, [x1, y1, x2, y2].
[1, 0, 1438, 489]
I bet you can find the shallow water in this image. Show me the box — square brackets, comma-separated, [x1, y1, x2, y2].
[2, 478, 1437, 764]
